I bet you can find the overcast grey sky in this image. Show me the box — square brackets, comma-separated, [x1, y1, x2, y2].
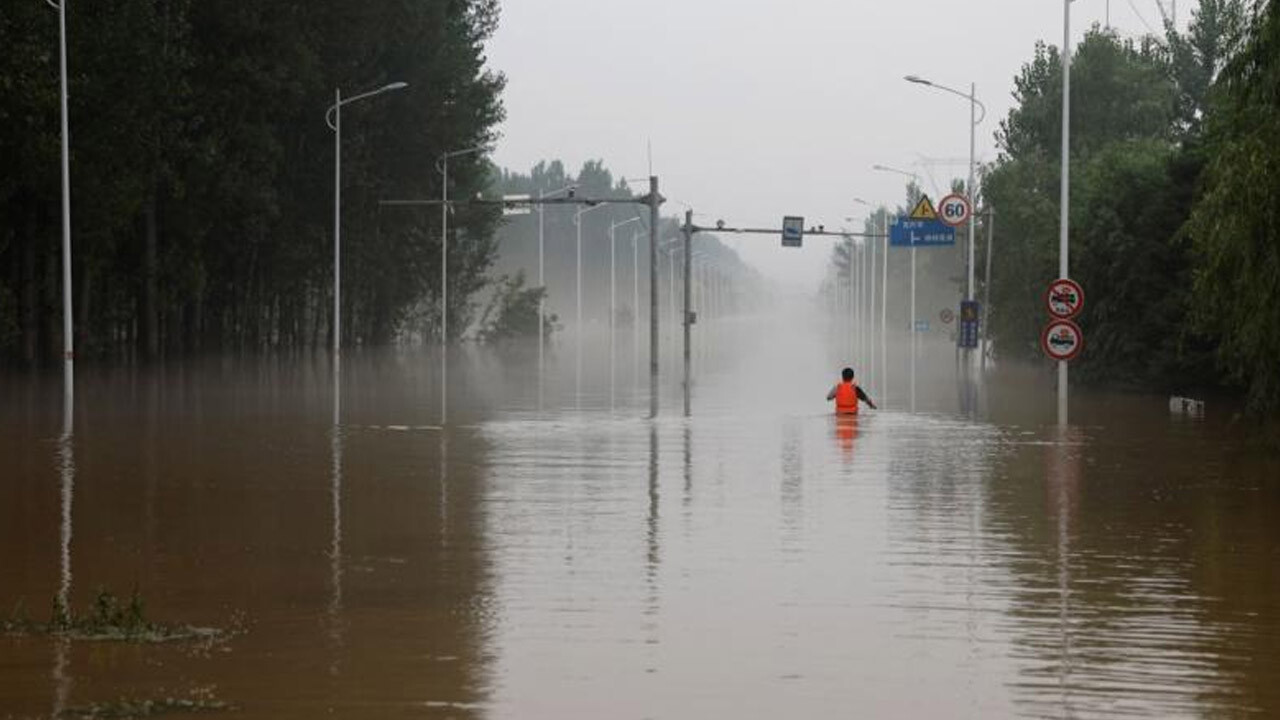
[486, 0, 1181, 287]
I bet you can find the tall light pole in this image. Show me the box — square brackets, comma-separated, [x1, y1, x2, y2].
[537, 183, 577, 409]
[437, 144, 485, 425]
[1059, 0, 1075, 425]
[325, 81, 407, 358]
[573, 203, 607, 407]
[609, 216, 642, 410]
[42, 0, 74, 403]
[853, 200, 878, 396]
[631, 228, 642, 389]
[904, 75, 986, 307]
[874, 163, 923, 410]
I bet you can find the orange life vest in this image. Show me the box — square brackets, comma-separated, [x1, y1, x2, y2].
[835, 380, 859, 415]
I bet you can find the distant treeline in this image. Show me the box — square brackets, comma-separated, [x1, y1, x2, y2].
[861, 1, 1279, 415]
[489, 159, 768, 331]
[1, 0, 504, 364]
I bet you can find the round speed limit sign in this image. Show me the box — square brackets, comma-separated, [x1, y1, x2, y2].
[937, 193, 972, 228]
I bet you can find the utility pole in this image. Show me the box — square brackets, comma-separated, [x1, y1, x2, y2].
[632, 229, 640, 390]
[1059, 0, 1073, 426]
[682, 209, 693, 417]
[981, 208, 995, 372]
[648, 177, 661, 418]
[881, 212, 889, 408]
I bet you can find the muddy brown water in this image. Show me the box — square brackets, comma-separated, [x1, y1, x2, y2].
[3, 314, 1279, 719]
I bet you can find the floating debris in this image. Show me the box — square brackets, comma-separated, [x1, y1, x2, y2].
[1169, 396, 1206, 417]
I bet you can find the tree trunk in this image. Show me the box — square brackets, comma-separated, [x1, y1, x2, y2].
[143, 190, 160, 361]
[20, 213, 37, 368]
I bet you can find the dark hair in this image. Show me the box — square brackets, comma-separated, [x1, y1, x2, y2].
[841, 367, 855, 381]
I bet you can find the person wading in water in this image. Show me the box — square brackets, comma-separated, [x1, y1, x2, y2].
[827, 367, 877, 415]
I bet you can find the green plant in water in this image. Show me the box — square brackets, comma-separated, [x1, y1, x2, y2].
[4, 589, 223, 644]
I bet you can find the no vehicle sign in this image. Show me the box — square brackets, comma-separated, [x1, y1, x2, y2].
[1045, 278, 1085, 319]
[937, 194, 972, 227]
[1042, 319, 1084, 362]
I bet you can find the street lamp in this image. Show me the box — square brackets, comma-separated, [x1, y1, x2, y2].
[838, 223, 859, 367]
[853, 198, 877, 396]
[631, 227, 642, 389]
[857, 197, 890, 407]
[873, 163, 924, 411]
[537, 183, 577, 409]
[573, 203, 608, 407]
[1059, 0, 1075, 424]
[325, 80, 408, 358]
[41, 0, 73, 408]
[904, 74, 986, 305]
[609, 216, 642, 410]
[437, 144, 486, 425]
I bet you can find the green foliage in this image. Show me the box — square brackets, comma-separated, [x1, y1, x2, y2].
[490, 159, 769, 327]
[476, 270, 554, 343]
[983, 20, 1230, 392]
[1185, 0, 1280, 414]
[0, 0, 505, 362]
[5, 589, 221, 644]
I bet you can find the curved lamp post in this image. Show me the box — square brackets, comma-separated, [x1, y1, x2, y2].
[437, 144, 486, 425]
[903, 74, 986, 305]
[537, 183, 578, 409]
[572, 203, 608, 407]
[873, 163, 924, 411]
[325, 81, 408, 357]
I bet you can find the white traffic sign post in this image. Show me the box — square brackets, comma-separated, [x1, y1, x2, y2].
[937, 193, 972, 228]
[1042, 319, 1083, 362]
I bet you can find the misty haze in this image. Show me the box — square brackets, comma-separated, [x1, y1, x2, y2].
[4, 0, 1280, 718]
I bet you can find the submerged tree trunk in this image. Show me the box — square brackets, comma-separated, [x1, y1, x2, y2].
[20, 212, 38, 368]
[143, 190, 160, 361]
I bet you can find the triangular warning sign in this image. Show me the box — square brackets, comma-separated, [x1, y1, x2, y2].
[909, 195, 937, 221]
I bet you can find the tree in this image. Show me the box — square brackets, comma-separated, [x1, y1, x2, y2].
[0, 0, 507, 363]
[1185, 0, 1280, 414]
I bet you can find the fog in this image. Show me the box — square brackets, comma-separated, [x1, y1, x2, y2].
[488, 0, 1186, 288]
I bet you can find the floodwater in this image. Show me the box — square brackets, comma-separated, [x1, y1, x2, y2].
[3, 310, 1279, 719]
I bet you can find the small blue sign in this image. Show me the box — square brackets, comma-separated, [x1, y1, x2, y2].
[914, 319, 930, 332]
[958, 300, 980, 349]
[782, 216, 804, 248]
[889, 217, 956, 247]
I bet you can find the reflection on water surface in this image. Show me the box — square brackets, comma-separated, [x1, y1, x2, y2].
[2, 326, 1278, 718]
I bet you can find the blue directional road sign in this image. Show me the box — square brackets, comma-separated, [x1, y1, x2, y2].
[782, 216, 804, 248]
[958, 300, 980, 349]
[889, 217, 956, 247]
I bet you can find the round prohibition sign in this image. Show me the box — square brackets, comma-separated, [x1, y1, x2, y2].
[1045, 278, 1085, 319]
[1042, 319, 1084, 362]
[937, 193, 972, 228]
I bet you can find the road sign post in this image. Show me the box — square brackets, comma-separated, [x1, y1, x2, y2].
[1043, 278, 1084, 363]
